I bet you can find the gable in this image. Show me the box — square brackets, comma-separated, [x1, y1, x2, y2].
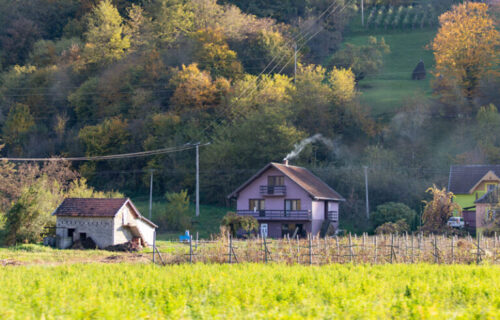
[448, 165, 500, 194]
[228, 162, 344, 201]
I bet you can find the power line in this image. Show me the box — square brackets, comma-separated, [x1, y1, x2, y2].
[0, 143, 210, 162]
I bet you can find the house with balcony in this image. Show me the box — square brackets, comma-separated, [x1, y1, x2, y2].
[228, 161, 344, 238]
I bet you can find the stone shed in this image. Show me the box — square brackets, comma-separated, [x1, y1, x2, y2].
[53, 198, 157, 249]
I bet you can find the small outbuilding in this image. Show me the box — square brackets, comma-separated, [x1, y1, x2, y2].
[53, 198, 157, 249]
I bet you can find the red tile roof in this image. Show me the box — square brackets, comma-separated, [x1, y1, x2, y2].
[53, 198, 128, 217]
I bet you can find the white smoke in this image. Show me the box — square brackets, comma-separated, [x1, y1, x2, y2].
[284, 134, 335, 160]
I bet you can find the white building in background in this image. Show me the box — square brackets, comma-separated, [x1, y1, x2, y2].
[53, 198, 157, 249]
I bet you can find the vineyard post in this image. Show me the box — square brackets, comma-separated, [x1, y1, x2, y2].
[411, 233, 414, 263]
[404, 232, 408, 262]
[296, 235, 300, 264]
[374, 235, 378, 264]
[228, 234, 232, 264]
[189, 235, 193, 264]
[419, 232, 422, 251]
[476, 233, 481, 264]
[363, 233, 366, 249]
[434, 234, 439, 264]
[152, 229, 156, 264]
[309, 234, 313, 265]
[264, 235, 268, 263]
[390, 234, 394, 264]
[336, 235, 340, 263]
[349, 233, 354, 263]
[495, 232, 497, 248]
[451, 236, 454, 264]
[196, 232, 199, 250]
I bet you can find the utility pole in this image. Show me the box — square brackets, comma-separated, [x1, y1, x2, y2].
[195, 143, 200, 217]
[363, 166, 369, 219]
[361, 0, 364, 27]
[149, 169, 154, 220]
[294, 42, 298, 84]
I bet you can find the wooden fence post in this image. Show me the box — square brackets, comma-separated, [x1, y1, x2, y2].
[152, 229, 156, 264]
[451, 236, 454, 264]
[374, 235, 378, 264]
[349, 233, 354, 263]
[434, 234, 439, 264]
[296, 235, 300, 264]
[309, 234, 313, 265]
[228, 234, 232, 264]
[476, 232, 481, 265]
[189, 235, 193, 264]
[335, 235, 340, 263]
[390, 234, 394, 264]
[264, 236, 268, 263]
[411, 233, 414, 263]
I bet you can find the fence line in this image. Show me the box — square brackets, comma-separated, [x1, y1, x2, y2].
[151, 233, 500, 266]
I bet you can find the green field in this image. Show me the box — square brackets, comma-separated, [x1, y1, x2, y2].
[341, 17, 437, 116]
[131, 197, 229, 239]
[0, 264, 498, 319]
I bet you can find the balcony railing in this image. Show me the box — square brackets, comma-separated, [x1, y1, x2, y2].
[327, 211, 339, 222]
[259, 185, 286, 196]
[237, 210, 311, 220]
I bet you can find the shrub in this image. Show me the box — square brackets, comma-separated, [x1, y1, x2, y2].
[371, 202, 416, 230]
[221, 212, 258, 237]
[375, 219, 409, 234]
[157, 190, 192, 232]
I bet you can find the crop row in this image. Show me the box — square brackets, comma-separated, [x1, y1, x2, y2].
[365, 4, 439, 29]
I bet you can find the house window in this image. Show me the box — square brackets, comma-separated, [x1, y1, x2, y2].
[249, 199, 265, 211]
[80, 232, 87, 240]
[285, 199, 301, 211]
[268, 176, 284, 186]
[68, 228, 75, 238]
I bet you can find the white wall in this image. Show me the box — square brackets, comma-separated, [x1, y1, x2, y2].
[137, 219, 156, 245]
[56, 217, 114, 248]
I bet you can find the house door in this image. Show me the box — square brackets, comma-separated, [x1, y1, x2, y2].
[324, 201, 328, 220]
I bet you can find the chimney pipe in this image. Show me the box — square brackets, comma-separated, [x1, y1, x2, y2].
[283, 159, 289, 166]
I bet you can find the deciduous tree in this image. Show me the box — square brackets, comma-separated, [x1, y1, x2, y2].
[431, 2, 499, 103]
[421, 185, 461, 233]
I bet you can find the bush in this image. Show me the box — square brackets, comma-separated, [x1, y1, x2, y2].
[371, 202, 416, 230]
[221, 212, 258, 237]
[157, 190, 192, 232]
[375, 219, 409, 235]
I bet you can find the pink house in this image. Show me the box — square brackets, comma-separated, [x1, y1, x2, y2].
[228, 161, 344, 238]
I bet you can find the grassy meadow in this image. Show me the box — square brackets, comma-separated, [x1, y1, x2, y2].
[340, 15, 437, 117]
[0, 264, 498, 319]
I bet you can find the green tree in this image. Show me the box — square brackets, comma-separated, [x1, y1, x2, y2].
[81, 0, 130, 67]
[157, 190, 191, 231]
[78, 117, 130, 156]
[475, 104, 500, 162]
[4, 176, 62, 245]
[193, 28, 243, 79]
[371, 202, 416, 230]
[221, 211, 258, 237]
[329, 37, 390, 81]
[2, 103, 35, 150]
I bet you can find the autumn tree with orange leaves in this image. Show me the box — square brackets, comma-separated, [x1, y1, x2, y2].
[431, 2, 499, 107]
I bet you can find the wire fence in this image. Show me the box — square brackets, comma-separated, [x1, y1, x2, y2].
[151, 232, 500, 266]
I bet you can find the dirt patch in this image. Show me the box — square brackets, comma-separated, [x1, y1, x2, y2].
[0, 259, 24, 266]
[101, 253, 150, 264]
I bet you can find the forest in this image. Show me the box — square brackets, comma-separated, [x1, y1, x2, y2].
[0, 0, 498, 238]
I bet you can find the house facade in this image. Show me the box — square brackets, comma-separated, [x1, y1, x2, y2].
[228, 161, 344, 238]
[448, 165, 500, 232]
[53, 198, 157, 249]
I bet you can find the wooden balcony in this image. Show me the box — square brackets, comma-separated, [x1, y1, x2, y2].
[259, 185, 286, 196]
[237, 210, 311, 220]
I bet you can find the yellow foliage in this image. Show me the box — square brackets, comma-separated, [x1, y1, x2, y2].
[328, 67, 357, 104]
[431, 2, 499, 100]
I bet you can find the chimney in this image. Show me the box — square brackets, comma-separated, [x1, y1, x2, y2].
[283, 159, 289, 166]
